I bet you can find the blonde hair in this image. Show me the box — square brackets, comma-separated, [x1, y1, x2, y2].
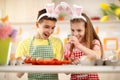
[70, 13, 103, 58]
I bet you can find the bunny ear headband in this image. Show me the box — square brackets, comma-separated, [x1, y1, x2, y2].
[37, 3, 55, 21]
[37, 2, 86, 22]
[72, 4, 86, 22]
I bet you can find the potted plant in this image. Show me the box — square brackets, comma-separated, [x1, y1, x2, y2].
[0, 16, 17, 65]
[100, 3, 120, 22]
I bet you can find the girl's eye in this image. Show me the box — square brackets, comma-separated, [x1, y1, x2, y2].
[77, 29, 81, 32]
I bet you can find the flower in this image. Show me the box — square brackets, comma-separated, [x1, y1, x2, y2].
[100, 3, 120, 22]
[100, 16, 109, 22]
[100, 3, 109, 10]
[115, 8, 120, 15]
[0, 16, 17, 40]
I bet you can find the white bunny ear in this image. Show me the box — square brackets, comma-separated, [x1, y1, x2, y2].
[45, 3, 55, 17]
[60, 2, 73, 16]
[72, 4, 86, 22]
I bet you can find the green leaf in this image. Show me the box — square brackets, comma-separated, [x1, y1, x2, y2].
[110, 3, 120, 11]
[101, 9, 108, 16]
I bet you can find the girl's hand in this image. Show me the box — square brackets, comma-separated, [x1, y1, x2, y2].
[16, 73, 24, 78]
[71, 57, 80, 65]
[69, 36, 80, 47]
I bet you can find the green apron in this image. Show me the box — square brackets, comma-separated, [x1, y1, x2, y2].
[28, 37, 58, 80]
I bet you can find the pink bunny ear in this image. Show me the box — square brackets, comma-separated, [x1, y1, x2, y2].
[72, 4, 86, 22]
[73, 4, 83, 16]
[37, 3, 56, 21]
[66, 6, 73, 16]
[55, 4, 63, 15]
[45, 3, 55, 15]
[60, 2, 73, 16]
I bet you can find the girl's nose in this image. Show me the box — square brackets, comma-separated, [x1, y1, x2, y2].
[73, 31, 78, 36]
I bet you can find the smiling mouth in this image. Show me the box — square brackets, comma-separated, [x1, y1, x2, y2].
[43, 33, 50, 39]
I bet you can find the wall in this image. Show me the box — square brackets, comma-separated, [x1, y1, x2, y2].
[5, 0, 53, 22]
[0, 0, 6, 18]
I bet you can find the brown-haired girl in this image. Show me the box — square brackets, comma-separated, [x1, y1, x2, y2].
[64, 4, 103, 80]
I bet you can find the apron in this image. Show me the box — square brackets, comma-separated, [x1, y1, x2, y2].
[71, 49, 99, 80]
[28, 37, 58, 80]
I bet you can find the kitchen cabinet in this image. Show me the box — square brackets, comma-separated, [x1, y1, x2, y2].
[0, 72, 27, 80]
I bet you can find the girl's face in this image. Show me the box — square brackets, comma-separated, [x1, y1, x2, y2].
[71, 22, 86, 42]
[37, 20, 56, 39]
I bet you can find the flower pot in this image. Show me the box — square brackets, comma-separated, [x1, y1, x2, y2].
[0, 38, 12, 65]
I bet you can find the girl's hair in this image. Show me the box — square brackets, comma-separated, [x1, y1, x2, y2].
[70, 13, 103, 58]
[37, 9, 57, 23]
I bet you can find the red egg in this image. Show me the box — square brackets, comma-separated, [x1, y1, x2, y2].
[36, 58, 44, 65]
[24, 56, 31, 64]
[31, 58, 37, 65]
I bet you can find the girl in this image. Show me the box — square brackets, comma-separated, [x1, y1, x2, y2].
[64, 7, 103, 80]
[15, 4, 63, 80]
